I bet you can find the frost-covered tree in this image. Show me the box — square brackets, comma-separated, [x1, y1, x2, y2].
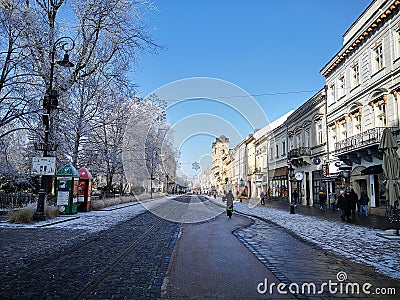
[123, 95, 178, 194]
[0, 1, 42, 140]
[0, 0, 163, 191]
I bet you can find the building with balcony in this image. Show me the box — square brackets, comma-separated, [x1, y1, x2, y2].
[321, 0, 400, 213]
[211, 135, 230, 195]
[286, 89, 327, 206]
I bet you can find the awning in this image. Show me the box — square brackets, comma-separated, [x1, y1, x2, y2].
[360, 164, 383, 175]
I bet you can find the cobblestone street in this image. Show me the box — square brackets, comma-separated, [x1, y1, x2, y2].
[0, 197, 185, 299]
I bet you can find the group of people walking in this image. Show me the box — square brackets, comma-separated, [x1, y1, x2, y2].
[223, 187, 370, 222]
[337, 188, 370, 222]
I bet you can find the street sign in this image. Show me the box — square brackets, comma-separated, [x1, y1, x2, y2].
[31, 157, 56, 175]
[34, 142, 58, 152]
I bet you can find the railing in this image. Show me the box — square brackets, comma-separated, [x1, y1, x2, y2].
[0, 192, 38, 210]
[288, 147, 311, 160]
[334, 127, 397, 154]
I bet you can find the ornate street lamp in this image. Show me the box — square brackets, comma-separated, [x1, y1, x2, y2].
[33, 36, 75, 221]
[288, 164, 295, 214]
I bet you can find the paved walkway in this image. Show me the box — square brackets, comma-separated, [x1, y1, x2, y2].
[163, 214, 295, 299]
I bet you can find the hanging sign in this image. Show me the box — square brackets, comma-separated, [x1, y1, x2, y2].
[313, 157, 321, 165]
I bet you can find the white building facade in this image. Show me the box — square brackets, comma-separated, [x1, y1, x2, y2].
[321, 0, 400, 214]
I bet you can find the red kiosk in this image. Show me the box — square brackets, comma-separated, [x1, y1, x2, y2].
[77, 167, 92, 212]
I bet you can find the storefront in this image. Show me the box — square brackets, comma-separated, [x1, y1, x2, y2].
[268, 167, 288, 201]
[312, 170, 323, 203]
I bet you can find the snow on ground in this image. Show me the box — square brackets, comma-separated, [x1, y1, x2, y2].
[0, 197, 171, 233]
[231, 200, 400, 280]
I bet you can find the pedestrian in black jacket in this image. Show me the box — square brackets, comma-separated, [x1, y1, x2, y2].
[343, 189, 352, 222]
[349, 188, 358, 219]
[337, 190, 351, 222]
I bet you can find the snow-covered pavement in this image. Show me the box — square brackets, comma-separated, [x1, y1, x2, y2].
[231, 201, 400, 280]
[0, 197, 171, 233]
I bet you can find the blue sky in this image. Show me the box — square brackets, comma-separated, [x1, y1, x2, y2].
[131, 0, 372, 178]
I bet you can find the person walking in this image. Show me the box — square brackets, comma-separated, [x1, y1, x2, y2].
[337, 190, 351, 222]
[318, 190, 327, 210]
[349, 188, 358, 219]
[292, 189, 299, 207]
[337, 190, 346, 221]
[343, 189, 352, 222]
[359, 191, 370, 217]
[226, 190, 234, 219]
[260, 191, 265, 205]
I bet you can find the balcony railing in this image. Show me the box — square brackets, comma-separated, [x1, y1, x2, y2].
[288, 147, 311, 160]
[334, 127, 397, 154]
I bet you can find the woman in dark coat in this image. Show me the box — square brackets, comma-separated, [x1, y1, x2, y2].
[226, 190, 234, 219]
[337, 190, 351, 222]
[349, 188, 358, 219]
[343, 190, 352, 222]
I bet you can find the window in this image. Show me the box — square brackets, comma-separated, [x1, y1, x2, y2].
[353, 113, 362, 135]
[339, 75, 345, 98]
[275, 144, 279, 158]
[376, 101, 387, 127]
[329, 126, 337, 151]
[373, 42, 383, 73]
[395, 30, 400, 59]
[282, 141, 286, 156]
[330, 83, 336, 103]
[296, 134, 301, 147]
[317, 122, 323, 144]
[305, 129, 310, 147]
[340, 121, 347, 140]
[289, 136, 294, 150]
[351, 62, 359, 88]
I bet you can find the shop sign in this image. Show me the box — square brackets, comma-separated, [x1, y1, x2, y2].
[313, 157, 321, 165]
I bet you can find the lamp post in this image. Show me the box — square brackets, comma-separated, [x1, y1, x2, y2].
[147, 147, 159, 199]
[165, 174, 169, 194]
[288, 164, 295, 214]
[33, 36, 75, 221]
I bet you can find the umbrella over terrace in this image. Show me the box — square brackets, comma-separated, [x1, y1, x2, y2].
[379, 128, 400, 207]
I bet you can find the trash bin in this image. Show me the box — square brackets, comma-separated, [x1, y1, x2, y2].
[55, 163, 79, 214]
[77, 167, 92, 212]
